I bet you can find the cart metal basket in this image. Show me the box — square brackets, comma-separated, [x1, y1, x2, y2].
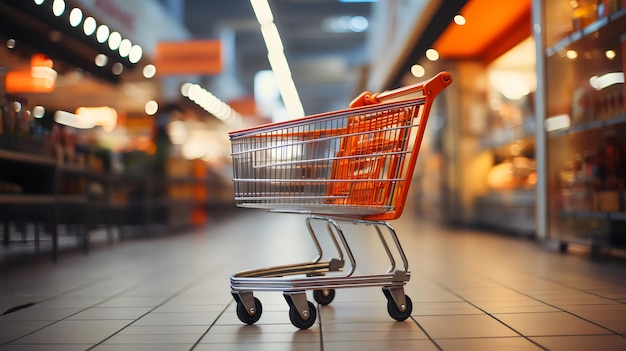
[229, 72, 452, 329]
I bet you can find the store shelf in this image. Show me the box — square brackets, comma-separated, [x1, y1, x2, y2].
[475, 190, 536, 235]
[479, 122, 535, 150]
[56, 195, 88, 204]
[560, 211, 626, 221]
[58, 163, 89, 174]
[545, 7, 626, 57]
[0, 149, 55, 166]
[540, 0, 626, 256]
[0, 194, 55, 204]
[549, 114, 626, 137]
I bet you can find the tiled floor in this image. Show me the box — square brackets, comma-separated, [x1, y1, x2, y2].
[1, 209, 625, 350]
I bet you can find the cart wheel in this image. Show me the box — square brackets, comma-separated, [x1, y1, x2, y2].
[288, 301, 317, 329]
[313, 289, 335, 305]
[386, 294, 412, 321]
[236, 297, 263, 325]
[559, 241, 569, 253]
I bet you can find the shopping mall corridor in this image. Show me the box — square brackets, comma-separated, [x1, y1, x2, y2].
[1, 208, 625, 351]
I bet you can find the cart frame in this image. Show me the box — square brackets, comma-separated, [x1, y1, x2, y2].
[229, 72, 452, 329]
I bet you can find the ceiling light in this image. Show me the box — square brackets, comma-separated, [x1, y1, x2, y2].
[69, 8, 82, 27]
[95, 54, 108, 67]
[52, 0, 65, 17]
[348, 16, 368, 32]
[322, 16, 369, 33]
[145, 100, 158, 115]
[108, 32, 122, 50]
[426, 48, 440, 61]
[34, 0, 44, 5]
[261, 23, 284, 54]
[83, 17, 96, 36]
[143, 64, 156, 78]
[96, 25, 109, 43]
[251, 0, 304, 119]
[605, 49, 616, 60]
[180, 82, 192, 97]
[566, 50, 578, 59]
[267, 52, 292, 77]
[411, 64, 425, 77]
[250, 0, 274, 25]
[454, 14, 466, 25]
[119, 39, 132, 57]
[129, 45, 142, 63]
[33, 106, 45, 118]
[111, 62, 123, 75]
[187, 84, 201, 101]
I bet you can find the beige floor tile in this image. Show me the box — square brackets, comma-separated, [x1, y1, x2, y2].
[494, 311, 613, 336]
[531, 335, 626, 351]
[436, 337, 545, 351]
[414, 314, 518, 338]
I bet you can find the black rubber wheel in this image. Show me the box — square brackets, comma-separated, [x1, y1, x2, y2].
[559, 241, 569, 253]
[236, 297, 262, 325]
[313, 289, 335, 305]
[386, 294, 412, 321]
[288, 301, 317, 329]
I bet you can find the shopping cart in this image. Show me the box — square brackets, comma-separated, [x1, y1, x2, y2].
[229, 72, 452, 329]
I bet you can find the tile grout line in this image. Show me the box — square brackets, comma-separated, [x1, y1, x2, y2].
[0, 268, 158, 346]
[410, 315, 444, 351]
[476, 272, 626, 336]
[82, 269, 217, 350]
[318, 302, 324, 351]
[189, 300, 235, 351]
[418, 272, 551, 351]
[523, 270, 626, 305]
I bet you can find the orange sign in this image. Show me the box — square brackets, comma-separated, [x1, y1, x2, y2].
[5, 54, 57, 93]
[154, 40, 222, 75]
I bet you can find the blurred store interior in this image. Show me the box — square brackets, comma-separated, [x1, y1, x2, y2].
[0, 0, 625, 261]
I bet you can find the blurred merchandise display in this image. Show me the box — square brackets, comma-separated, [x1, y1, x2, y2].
[542, 0, 626, 254]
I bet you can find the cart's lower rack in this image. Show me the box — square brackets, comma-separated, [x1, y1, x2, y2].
[232, 271, 410, 292]
[230, 215, 414, 329]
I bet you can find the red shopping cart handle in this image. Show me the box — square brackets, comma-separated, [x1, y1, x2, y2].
[349, 71, 452, 108]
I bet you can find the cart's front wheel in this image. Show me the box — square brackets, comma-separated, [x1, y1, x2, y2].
[236, 297, 263, 325]
[313, 289, 335, 305]
[386, 294, 412, 321]
[288, 301, 317, 329]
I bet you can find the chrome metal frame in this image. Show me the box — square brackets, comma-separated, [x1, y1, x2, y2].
[231, 215, 411, 319]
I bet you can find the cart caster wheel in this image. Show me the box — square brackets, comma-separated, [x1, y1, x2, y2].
[236, 297, 263, 325]
[386, 294, 412, 321]
[288, 301, 317, 329]
[313, 289, 335, 305]
[559, 241, 569, 253]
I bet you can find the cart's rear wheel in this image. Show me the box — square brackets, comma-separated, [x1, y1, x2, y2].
[313, 289, 335, 305]
[236, 297, 263, 325]
[288, 301, 317, 329]
[386, 294, 412, 321]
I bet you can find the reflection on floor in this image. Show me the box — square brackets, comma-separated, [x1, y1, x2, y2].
[1, 210, 625, 351]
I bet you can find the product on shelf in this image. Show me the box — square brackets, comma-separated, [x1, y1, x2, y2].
[0, 179, 23, 193]
[486, 156, 537, 191]
[558, 131, 626, 212]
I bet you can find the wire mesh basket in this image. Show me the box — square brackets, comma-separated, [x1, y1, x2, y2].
[230, 71, 452, 221]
